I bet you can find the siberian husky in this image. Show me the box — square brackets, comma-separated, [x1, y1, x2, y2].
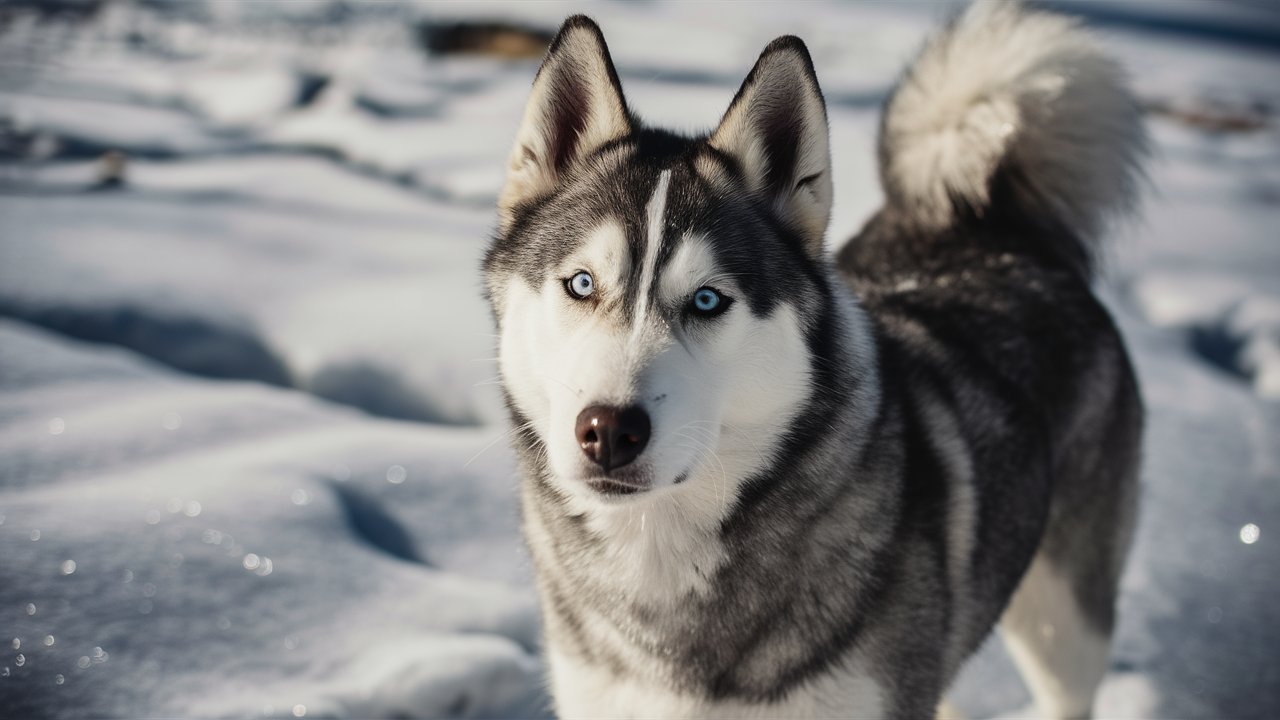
[484, 2, 1146, 718]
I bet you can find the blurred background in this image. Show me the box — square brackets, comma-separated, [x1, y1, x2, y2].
[0, 1, 1277, 718]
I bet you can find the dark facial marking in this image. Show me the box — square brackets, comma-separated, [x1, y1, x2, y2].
[485, 126, 827, 328]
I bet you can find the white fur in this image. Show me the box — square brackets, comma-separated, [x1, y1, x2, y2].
[578, 298, 816, 604]
[658, 235, 722, 305]
[496, 185, 823, 606]
[549, 648, 884, 720]
[881, 0, 1145, 240]
[578, 218, 631, 294]
[631, 169, 671, 340]
[496, 220, 629, 438]
[1000, 554, 1112, 719]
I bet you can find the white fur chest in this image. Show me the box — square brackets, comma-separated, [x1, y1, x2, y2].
[546, 645, 885, 719]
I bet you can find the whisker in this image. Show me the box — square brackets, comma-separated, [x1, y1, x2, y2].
[541, 373, 583, 398]
[464, 420, 534, 469]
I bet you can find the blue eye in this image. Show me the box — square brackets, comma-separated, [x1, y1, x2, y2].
[567, 271, 595, 299]
[689, 287, 728, 316]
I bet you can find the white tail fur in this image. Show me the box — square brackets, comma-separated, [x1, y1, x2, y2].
[879, 1, 1147, 263]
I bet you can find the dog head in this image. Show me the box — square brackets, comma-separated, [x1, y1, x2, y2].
[484, 16, 843, 507]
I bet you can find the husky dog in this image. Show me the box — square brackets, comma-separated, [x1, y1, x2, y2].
[484, 2, 1146, 718]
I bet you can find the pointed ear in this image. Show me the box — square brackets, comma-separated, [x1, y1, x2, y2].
[498, 16, 631, 230]
[710, 37, 832, 256]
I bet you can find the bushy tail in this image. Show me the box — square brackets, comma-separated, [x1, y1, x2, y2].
[877, 1, 1147, 276]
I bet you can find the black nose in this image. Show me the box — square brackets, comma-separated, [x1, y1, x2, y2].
[575, 405, 651, 472]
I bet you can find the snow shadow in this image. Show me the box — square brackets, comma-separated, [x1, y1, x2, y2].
[0, 302, 292, 387]
[0, 300, 476, 425]
[332, 482, 431, 566]
[309, 361, 476, 426]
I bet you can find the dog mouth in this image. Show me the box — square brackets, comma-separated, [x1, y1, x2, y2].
[583, 470, 690, 497]
[585, 477, 648, 496]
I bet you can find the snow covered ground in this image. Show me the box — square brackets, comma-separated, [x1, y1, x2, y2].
[1, 1, 1277, 717]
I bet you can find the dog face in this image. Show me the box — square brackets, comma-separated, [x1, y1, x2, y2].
[484, 17, 834, 507]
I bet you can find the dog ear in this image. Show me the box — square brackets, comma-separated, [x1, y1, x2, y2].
[710, 37, 832, 257]
[498, 16, 631, 230]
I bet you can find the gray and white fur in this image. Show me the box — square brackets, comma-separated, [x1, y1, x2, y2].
[483, 2, 1146, 718]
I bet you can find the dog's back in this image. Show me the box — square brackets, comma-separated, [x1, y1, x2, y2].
[841, 4, 1145, 716]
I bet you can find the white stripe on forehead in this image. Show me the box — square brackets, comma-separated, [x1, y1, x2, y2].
[632, 169, 672, 340]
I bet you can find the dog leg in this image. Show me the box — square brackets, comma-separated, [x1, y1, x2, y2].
[999, 554, 1112, 720]
[936, 697, 966, 720]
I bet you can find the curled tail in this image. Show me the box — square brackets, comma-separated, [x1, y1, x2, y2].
[878, 1, 1147, 277]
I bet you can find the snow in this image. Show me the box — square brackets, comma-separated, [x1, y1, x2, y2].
[1, 1, 1277, 717]
[0, 154, 504, 425]
[0, 321, 543, 718]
